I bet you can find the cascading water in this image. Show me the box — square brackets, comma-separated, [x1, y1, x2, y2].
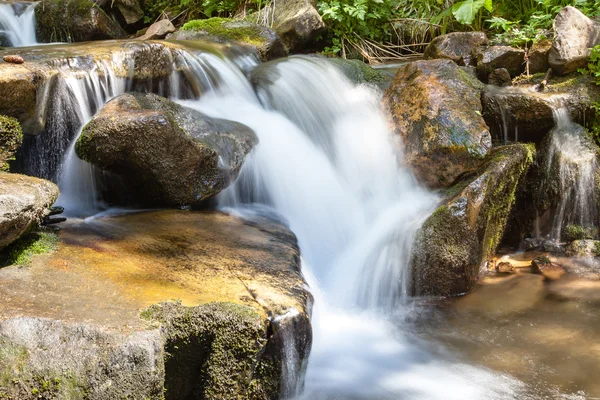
[182, 56, 524, 399]
[0, 2, 37, 47]
[542, 106, 597, 240]
[21, 42, 528, 397]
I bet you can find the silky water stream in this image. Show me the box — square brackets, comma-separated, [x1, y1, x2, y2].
[15, 41, 595, 398]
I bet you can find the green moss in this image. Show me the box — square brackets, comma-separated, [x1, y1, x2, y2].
[181, 18, 267, 46]
[141, 301, 275, 400]
[480, 143, 535, 260]
[0, 115, 22, 172]
[1, 231, 59, 267]
[563, 224, 598, 242]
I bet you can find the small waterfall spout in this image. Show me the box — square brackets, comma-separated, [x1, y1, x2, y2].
[0, 2, 37, 47]
[543, 106, 598, 240]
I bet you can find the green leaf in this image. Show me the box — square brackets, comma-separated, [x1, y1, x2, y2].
[452, 0, 487, 25]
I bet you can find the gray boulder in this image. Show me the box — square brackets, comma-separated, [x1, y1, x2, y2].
[0, 172, 58, 249]
[424, 32, 488, 66]
[383, 59, 491, 188]
[252, 0, 326, 51]
[76, 93, 257, 207]
[476, 45, 525, 80]
[139, 19, 176, 40]
[528, 38, 552, 74]
[549, 6, 600, 75]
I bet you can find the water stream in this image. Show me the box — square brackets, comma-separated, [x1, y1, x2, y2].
[0, 2, 37, 47]
[541, 105, 597, 240]
[15, 43, 529, 398]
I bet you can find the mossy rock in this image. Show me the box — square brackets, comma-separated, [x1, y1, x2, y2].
[170, 18, 286, 61]
[322, 57, 393, 91]
[412, 143, 535, 296]
[76, 92, 258, 208]
[35, 0, 126, 43]
[0, 115, 22, 172]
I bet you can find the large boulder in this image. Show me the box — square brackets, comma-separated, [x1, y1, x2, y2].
[170, 18, 286, 61]
[0, 172, 58, 249]
[549, 6, 600, 75]
[251, 0, 326, 51]
[35, 0, 126, 43]
[98, 0, 144, 27]
[476, 45, 525, 80]
[0, 115, 22, 171]
[383, 59, 491, 188]
[411, 144, 535, 297]
[424, 32, 488, 66]
[76, 92, 257, 207]
[0, 209, 312, 399]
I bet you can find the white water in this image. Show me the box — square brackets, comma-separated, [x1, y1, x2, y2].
[0, 2, 37, 47]
[544, 107, 597, 240]
[182, 56, 524, 399]
[34, 45, 526, 397]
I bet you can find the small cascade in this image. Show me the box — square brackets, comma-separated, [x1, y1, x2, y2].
[542, 106, 598, 240]
[0, 2, 37, 47]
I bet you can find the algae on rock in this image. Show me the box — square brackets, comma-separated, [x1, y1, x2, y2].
[0, 115, 22, 172]
[412, 144, 535, 297]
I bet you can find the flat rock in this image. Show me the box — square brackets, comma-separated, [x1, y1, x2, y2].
[476, 45, 525, 80]
[531, 256, 566, 281]
[0, 210, 312, 399]
[139, 19, 175, 40]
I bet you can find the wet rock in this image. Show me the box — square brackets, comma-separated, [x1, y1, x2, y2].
[170, 18, 286, 61]
[35, 0, 126, 43]
[0, 115, 22, 171]
[524, 237, 544, 251]
[543, 240, 566, 254]
[324, 57, 393, 91]
[139, 18, 175, 40]
[2, 55, 23, 64]
[496, 261, 515, 273]
[424, 31, 488, 66]
[411, 144, 535, 296]
[566, 239, 600, 258]
[476, 45, 525, 80]
[528, 39, 552, 74]
[481, 83, 592, 144]
[456, 274, 544, 317]
[0, 40, 227, 132]
[383, 59, 490, 188]
[531, 256, 566, 280]
[488, 68, 512, 87]
[251, 0, 326, 51]
[0, 210, 312, 400]
[0, 172, 59, 249]
[549, 6, 600, 75]
[76, 92, 257, 207]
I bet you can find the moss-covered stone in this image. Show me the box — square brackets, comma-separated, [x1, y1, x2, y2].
[0, 115, 22, 172]
[412, 143, 535, 296]
[323, 57, 393, 91]
[383, 59, 491, 188]
[35, 0, 125, 43]
[76, 92, 257, 208]
[171, 18, 286, 61]
[0, 230, 59, 267]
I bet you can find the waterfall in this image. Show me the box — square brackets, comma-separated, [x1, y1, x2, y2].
[0, 2, 37, 47]
[543, 106, 597, 240]
[18, 43, 525, 397]
[182, 55, 523, 399]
